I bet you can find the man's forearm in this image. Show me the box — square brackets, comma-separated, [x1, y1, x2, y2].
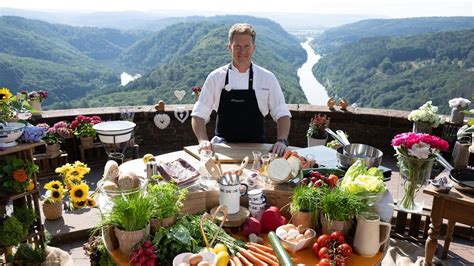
[276, 116, 291, 140]
[191, 116, 209, 143]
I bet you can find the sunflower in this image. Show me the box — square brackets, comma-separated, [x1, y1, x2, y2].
[72, 200, 86, 209]
[69, 183, 89, 202]
[73, 161, 90, 176]
[55, 163, 72, 175]
[86, 197, 96, 207]
[50, 189, 64, 202]
[0, 88, 12, 103]
[44, 180, 63, 190]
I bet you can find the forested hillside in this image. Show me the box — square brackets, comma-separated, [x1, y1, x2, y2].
[312, 17, 474, 54]
[313, 29, 474, 114]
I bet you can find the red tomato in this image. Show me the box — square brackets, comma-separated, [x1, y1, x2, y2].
[326, 174, 339, 187]
[318, 258, 332, 266]
[335, 256, 349, 266]
[318, 247, 334, 259]
[317, 234, 331, 248]
[330, 231, 345, 245]
[336, 243, 352, 258]
[312, 242, 320, 255]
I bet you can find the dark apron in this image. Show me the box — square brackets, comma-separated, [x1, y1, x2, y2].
[215, 64, 265, 143]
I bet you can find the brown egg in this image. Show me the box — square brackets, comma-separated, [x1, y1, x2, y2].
[295, 234, 305, 243]
[188, 254, 203, 265]
[297, 224, 306, 234]
[304, 229, 313, 238]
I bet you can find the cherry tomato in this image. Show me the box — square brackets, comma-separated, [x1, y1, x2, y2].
[318, 258, 332, 266]
[336, 243, 352, 258]
[335, 256, 349, 266]
[312, 242, 320, 255]
[317, 234, 331, 249]
[326, 174, 339, 187]
[318, 247, 334, 259]
[330, 231, 345, 245]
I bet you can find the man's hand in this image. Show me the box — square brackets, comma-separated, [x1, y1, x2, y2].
[271, 140, 287, 156]
[198, 140, 213, 153]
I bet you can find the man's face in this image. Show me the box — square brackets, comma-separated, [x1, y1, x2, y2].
[228, 33, 256, 67]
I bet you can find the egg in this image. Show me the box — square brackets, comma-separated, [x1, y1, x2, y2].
[285, 235, 296, 242]
[197, 261, 210, 266]
[283, 224, 297, 231]
[276, 227, 288, 239]
[304, 229, 313, 238]
[188, 254, 203, 265]
[295, 234, 305, 242]
[297, 224, 306, 234]
[287, 228, 299, 238]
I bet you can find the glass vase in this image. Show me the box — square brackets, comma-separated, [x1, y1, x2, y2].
[450, 107, 465, 124]
[412, 121, 432, 134]
[397, 154, 434, 213]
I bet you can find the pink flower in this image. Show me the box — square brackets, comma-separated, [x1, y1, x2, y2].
[392, 132, 449, 158]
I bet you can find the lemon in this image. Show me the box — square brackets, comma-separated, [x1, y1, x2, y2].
[25, 182, 35, 191]
[213, 243, 228, 254]
[215, 251, 230, 266]
[142, 153, 155, 163]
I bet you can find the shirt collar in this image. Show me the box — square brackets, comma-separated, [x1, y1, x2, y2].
[230, 63, 252, 73]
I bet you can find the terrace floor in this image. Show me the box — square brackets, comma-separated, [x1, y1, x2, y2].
[40, 156, 474, 265]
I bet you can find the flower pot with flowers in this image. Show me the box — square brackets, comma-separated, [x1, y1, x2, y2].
[42, 180, 65, 220]
[37, 121, 72, 157]
[0, 156, 39, 195]
[391, 132, 449, 213]
[0, 88, 32, 147]
[306, 114, 330, 147]
[448, 97, 471, 124]
[20, 89, 48, 115]
[70, 115, 102, 148]
[54, 161, 96, 211]
[191, 86, 201, 102]
[408, 101, 445, 134]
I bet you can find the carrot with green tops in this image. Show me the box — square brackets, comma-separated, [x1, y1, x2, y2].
[247, 243, 275, 254]
[239, 248, 268, 266]
[247, 245, 278, 262]
[247, 250, 279, 265]
[232, 256, 243, 266]
[236, 252, 253, 266]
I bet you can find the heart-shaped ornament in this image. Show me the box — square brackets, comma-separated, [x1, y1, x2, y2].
[174, 90, 186, 101]
[153, 113, 170, 129]
[174, 108, 189, 124]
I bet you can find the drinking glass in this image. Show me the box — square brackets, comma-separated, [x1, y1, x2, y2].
[251, 151, 262, 172]
[260, 155, 271, 176]
[199, 149, 216, 190]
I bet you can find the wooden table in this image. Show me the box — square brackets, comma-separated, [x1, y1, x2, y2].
[424, 186, 474, 265]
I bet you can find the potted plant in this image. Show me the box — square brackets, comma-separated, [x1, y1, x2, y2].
[1, 156, 39, 195]
[96, 193, 154, 256]
[289, 184, 322, 228]
[13, 243, 46, 265]
[70, 115, 102, 148]
[42, 180, 65, 220]
[408, 101, 445, 134]
[37, 121, 71, 157]
[0, 215, 28, 261]
[306, 114, 330, 147]
[319, 186, 367, 236]
[147, 182, 188, 229]
[0, 87, 32, 122]
[20, 89, 48, 115]
[448, 97, 471, 124]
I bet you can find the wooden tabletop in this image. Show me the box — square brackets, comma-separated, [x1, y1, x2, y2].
[424, 185, 474, 206]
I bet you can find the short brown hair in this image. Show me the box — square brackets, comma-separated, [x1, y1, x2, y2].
[228, 23, 256, 43]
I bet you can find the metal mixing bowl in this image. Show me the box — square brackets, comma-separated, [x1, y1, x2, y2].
[336, 147, 383, 169]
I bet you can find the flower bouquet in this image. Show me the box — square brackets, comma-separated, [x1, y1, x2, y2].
[191, 86, 201, 101]
[408, 101, 445, 133]
[392, 132, 449, 212]
[54, 161, 96, 210]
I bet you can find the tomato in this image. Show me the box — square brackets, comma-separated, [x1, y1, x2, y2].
[318, 258, 333, 266]
[317, 234, 331, 249]
[335, 256, 349, 266]
[312, 242, 320, 254]
[326, 174, 339, 187]
[319, 247, 335, 260]
[336, 243, 352, 258]
[330, 231, 345, 245]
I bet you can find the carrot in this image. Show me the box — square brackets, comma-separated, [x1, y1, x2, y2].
[248, 243, 275, 254]
[248, 250, 279, 265]
[230, 258, 236, 266]
[232, 256, 243, 266]
[236, 252, 253, 266]
[239, 248, 268, 266]
[291, 151, 299, 157]
[283, 150, 293, 160]
[247, 245, 278, 262]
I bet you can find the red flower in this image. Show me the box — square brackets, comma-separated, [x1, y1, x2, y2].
[13, 169, 28, 183]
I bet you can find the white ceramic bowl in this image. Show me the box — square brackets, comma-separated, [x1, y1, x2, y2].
[0, 122, 26, 148]
[276, 225, 316, 253]
[93, 121, 136, 144]
[172, 252, 217, 266]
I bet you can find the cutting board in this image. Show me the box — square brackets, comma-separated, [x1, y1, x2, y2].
[184, 143, 298, 163]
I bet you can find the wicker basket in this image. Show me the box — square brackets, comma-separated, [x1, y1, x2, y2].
[42, 201, 63, 220]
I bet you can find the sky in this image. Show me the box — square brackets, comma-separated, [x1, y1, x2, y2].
[0, 0, 472, 18]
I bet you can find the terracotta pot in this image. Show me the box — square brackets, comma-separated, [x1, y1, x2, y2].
[291, 211, 316, 229]
[161, 215, 176, 227]
[80, 136, 94, 148]
[45, 143, 61, 158]
[150, 218, 162, 234]
[114, 224, 150, 256]
[42, 201, 63, 220]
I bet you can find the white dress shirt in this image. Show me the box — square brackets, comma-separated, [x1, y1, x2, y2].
[191, 63, 291, 123]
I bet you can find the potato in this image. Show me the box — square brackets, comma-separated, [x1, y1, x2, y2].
[188, 254, 203, 265]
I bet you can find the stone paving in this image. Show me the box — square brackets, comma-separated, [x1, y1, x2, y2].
[44, 159, 474, 265]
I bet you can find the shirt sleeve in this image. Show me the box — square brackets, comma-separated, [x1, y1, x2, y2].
[191, 73, 216, 123]
[268, 73, 292, 122]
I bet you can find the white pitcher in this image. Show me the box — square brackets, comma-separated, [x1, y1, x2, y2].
[353, 213, 391, 257]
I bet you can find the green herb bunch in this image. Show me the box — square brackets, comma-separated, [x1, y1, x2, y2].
[290, 185, 323, 214]
[148, 182, 187, 219]
[13, 206, 37, 230]
[13, 243, 46, 264]
[320, 186, 368, 221]
[0, 216, 27, 247]
[100, 193, 154, 231]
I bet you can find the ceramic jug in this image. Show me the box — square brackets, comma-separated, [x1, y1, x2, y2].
[353, 213, 391, 257]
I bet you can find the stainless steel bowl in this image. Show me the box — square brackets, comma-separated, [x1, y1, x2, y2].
[336, 147, 382, 169]
[343, 143, 384, 159]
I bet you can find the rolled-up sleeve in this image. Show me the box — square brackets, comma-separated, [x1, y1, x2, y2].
[268, 74, 291, 122]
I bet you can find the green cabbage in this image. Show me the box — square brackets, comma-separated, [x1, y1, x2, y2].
[340, 160, 386, 194]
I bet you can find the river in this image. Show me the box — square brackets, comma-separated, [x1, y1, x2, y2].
[297, 37, 329, 105]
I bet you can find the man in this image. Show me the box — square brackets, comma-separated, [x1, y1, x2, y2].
[191, 23, 291, 156]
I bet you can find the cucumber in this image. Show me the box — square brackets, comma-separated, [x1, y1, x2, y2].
[268, 231, 294, 266]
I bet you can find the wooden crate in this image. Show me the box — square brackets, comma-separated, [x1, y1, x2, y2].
[33, 152, 68, 179]
[79, 143, 108, 165]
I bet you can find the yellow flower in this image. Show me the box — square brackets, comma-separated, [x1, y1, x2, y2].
[0, 88, 12, 103]
[86, 197, 96, 207]
[50, 189, 64, 202]
[69, 183, 89, 202]
[72, 200, 87, 209]
[73, 161, 90, 176]
[44, 180, 63, 190]
[55, 163, 72, 175]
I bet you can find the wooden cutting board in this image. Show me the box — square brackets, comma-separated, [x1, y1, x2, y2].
[184, 143, 296, 163]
